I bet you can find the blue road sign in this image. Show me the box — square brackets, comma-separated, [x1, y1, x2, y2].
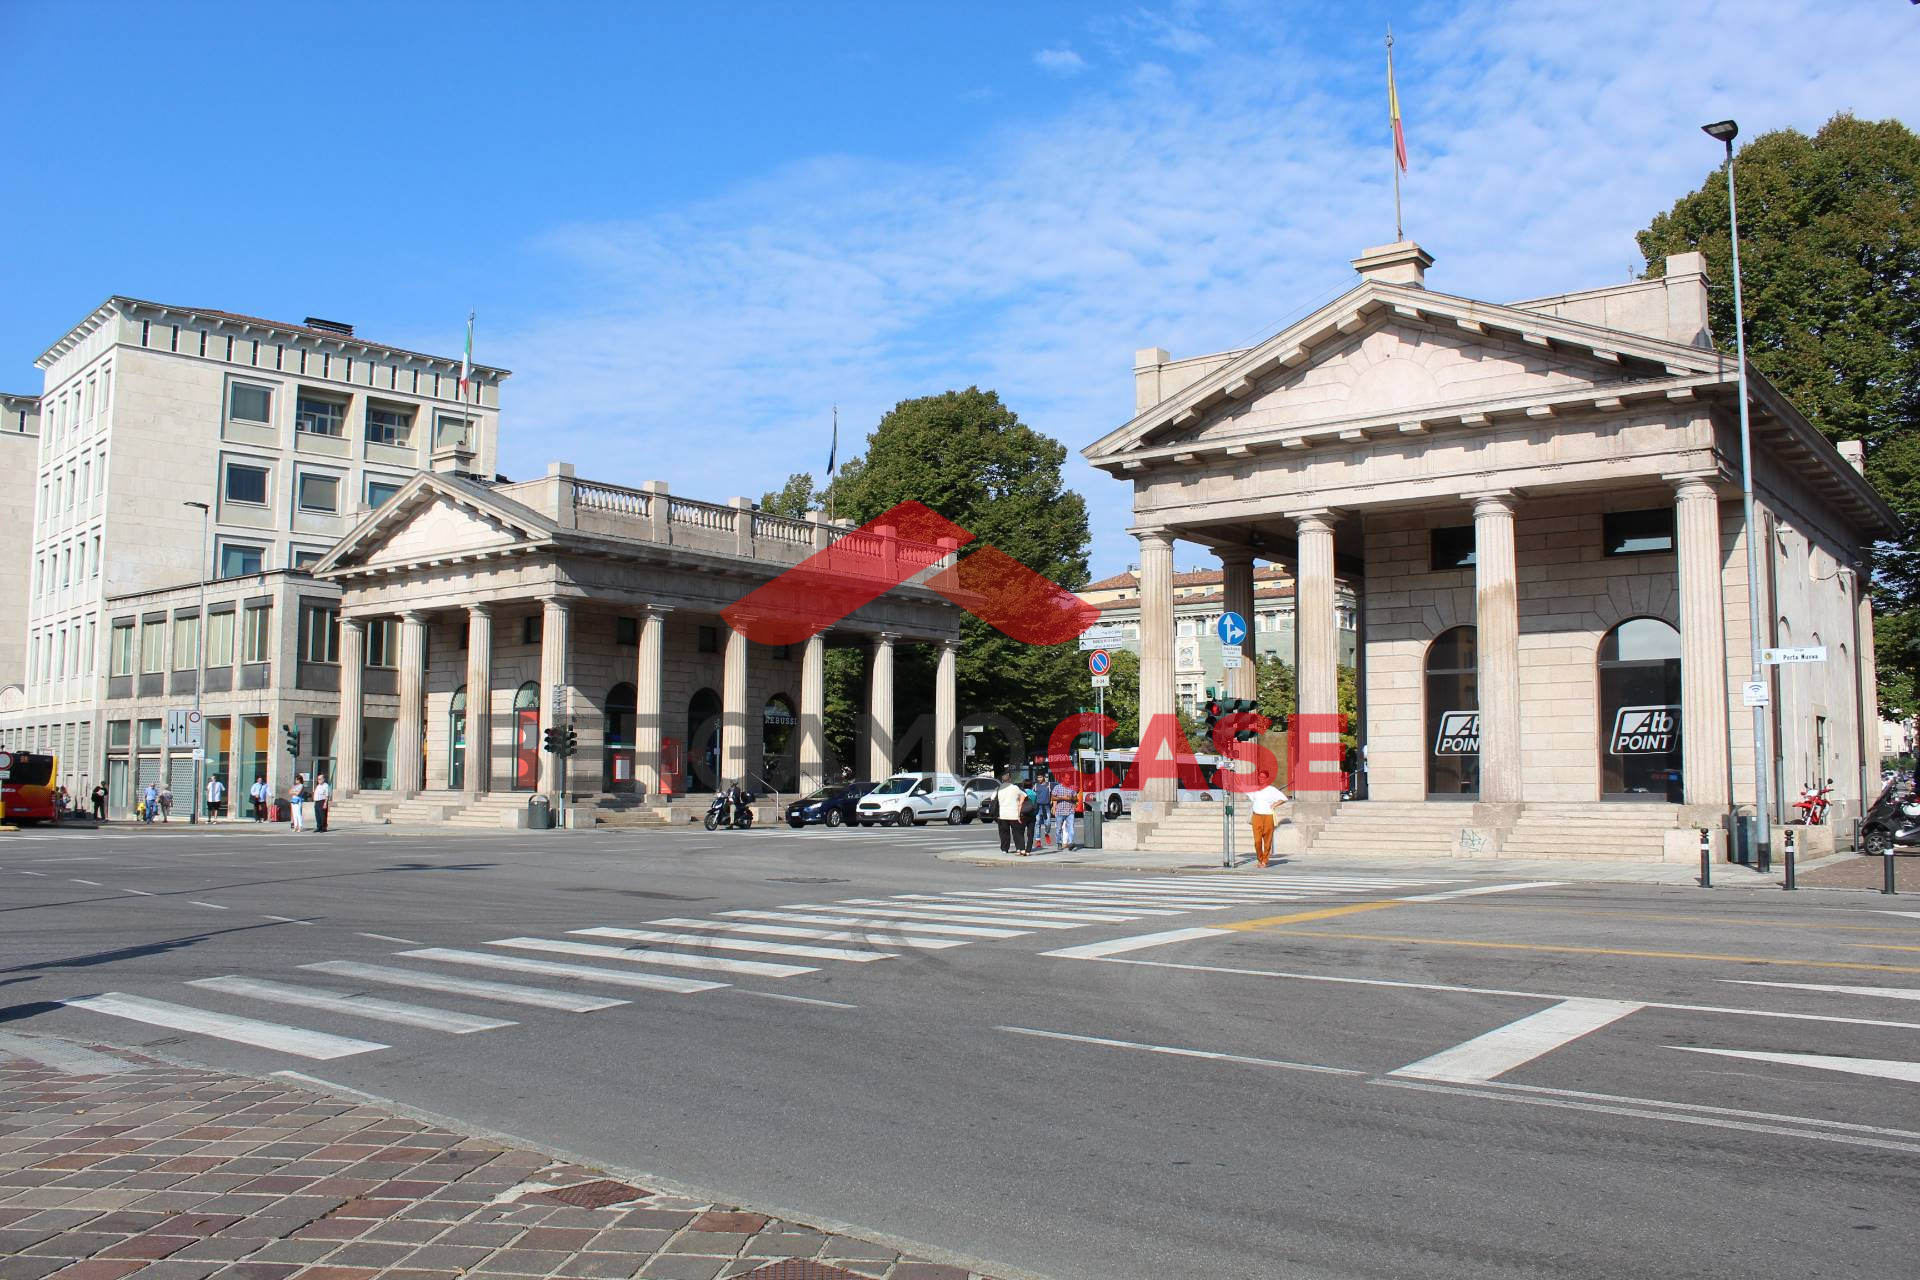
[1217, 612, 1247, 647]
[1088, 649, 1112, 676]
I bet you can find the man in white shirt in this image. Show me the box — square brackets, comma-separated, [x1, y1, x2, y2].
[206, 777, 225, 822]
[313, 775, 331, 833]
[1248, 772, 1288, 868]
[994, 775, 1029, 855]
[249, 777, 269, 822]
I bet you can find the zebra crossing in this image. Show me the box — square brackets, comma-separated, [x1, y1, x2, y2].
[49, 871, 1450, 1062]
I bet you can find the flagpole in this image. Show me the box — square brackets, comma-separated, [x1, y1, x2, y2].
[826, 405, 838, 525]
[1388, 29, 1403, 242]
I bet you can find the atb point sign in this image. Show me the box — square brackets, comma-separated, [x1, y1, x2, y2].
[1088, 649, 1112, 677]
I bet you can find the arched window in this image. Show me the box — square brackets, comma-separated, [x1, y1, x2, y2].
[448, 685, 467, 790]
[762, 694, 798, 791]
[1425, 626, 1478, 798]
[604, 683, 636, 792]
[1598, 618, 1682, 800]
[512, 681, 540, 790]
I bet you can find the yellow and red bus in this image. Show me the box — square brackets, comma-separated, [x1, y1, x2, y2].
[1, 752, 60, 824]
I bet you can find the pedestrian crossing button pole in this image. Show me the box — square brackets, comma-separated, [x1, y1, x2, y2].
[1886, 838, 1899, 896]
[1698, 827, 1711, 889]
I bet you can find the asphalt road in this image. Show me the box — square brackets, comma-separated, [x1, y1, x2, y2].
[3, 819, 1917, 1279]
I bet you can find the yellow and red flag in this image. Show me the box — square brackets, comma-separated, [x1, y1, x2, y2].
[1388, 38, 1408, 172]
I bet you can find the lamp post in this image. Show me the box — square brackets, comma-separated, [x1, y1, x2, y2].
[184, 501, 211, 824]
[1702, 118, 1773, 867]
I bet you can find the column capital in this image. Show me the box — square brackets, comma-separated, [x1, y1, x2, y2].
[541, 595, 573, 614]
[1464, 490, 1517, 517]
[871, 632, 900, 648]
[1132, 526, 1176, 549]
[1668, 472, 1723, 501]
[466, 602, 494, 619]
[642, 604, 674, 619]
[1287, 508, 1337, 534]
[339, 615, 366, 633]
[398, 609, 431, 625]
[1217, 546, 1257, 568]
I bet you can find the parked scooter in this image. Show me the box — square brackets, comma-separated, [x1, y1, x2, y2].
[1859, 780, 1920, 855]
[1791, 778, 1834, 825]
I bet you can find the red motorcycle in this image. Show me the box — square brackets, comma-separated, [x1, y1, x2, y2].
[1790, 779, 1833, 825]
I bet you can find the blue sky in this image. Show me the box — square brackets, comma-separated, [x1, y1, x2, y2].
[4, 0, 1916, 577]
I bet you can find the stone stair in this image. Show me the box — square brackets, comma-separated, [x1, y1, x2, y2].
[1304, 801, 1466, 858]
[1137, 802, 1233, 853]
[1497, 803, 1680, 861]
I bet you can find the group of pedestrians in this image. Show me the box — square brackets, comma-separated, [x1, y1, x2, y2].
[134, 783, 175, 823]
[992, 772, 1084, 856]
[242, 774, 329, 831]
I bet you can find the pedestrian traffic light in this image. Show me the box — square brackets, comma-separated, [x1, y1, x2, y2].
[563, 726, 578, 758]
[283, 724, 300, 757]
[1204, 698, 1223, 741]
[542, 726, 561, 754]
[1230, 697, 1261, 741]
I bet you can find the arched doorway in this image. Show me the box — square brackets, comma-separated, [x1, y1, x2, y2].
[1425, 626, 1479, 798]
[762, 694, 797, 790]
[448, 686, 467, 790]
[1598, 617, 1682, 801]
[604, 683, 636, 792]
[686, 688, 721, 792]
[512, 682, 540, 790]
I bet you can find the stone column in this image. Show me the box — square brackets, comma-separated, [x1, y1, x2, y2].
[1137, 528, 1177, 810]
[1220, 549, 1257, 700]
[720, 622, 750, 787]
[337, 618, 364, 797]
[798, 630, 828, 793]
[635, 607, 667, 801]
[393, 611, 428, 796]
[935, 640, 959, 773]
[1674, 477, 1731, 809]
[1294, 513, 1338, 719]
[538, 597, 571, 797]
[464, 604, 492, 799]
[868, 634, 896, 780]
[1471, 494, 1522, 805]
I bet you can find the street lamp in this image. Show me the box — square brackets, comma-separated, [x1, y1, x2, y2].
[1702, 118, 1774, 867]
[184, 501, 211, 824]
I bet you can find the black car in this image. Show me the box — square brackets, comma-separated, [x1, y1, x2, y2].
[785, 781, 878, 828]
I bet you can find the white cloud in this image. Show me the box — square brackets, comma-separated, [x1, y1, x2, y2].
[491, 0, 1920, 579]
[1034, 46, 1089, 76]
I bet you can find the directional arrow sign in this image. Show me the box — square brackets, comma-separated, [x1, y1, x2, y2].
[1216, 611, 1246, 648]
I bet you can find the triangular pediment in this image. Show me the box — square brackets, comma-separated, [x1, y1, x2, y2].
[313, 472, 556, 575]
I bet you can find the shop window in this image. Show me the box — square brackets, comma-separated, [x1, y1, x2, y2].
[1598, 618, 1682, 800]
[1424, 625, 1479, 798]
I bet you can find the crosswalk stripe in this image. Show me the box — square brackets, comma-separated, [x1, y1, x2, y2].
[301, 961, 629, 1012]
[1091, 878, 1371, 893]
[873, 896, 1142, 923]
[723, 909, 1028, 939]
[572, 926, 894, 963]
[63, 992, 387, 1060]
[400, 947, 727, 993]
[1722, 979, 1920, 1004]
[488, 936, 815, 978]
[1046, 879, 1321, 895]
[647, 918, 969, 950]
[1672, 1046, 1920, 1084]
[906, 895, 1170, 919]
[187, 976, 515, 1034]
[957, 890, 1244, 912]
[799, 902, 1084, 930]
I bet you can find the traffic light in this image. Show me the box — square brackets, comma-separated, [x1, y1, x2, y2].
[542, 726, 561, 755]
[283, 724, 300, 757]
[1230, 698, 1261, 741]
[563, 726, 578, 759]
[1204, 698, 1223, 743]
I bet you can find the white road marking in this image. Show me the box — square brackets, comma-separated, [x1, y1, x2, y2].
[1878, 911, 1920, 920]
[188, 976, 515, 1034]
[1392, 998, 1642, 1083]
[20, 871, 46, 876]
[357, 932, 422, 946]
[1397, 881, 1567, 902]
[1723, 979, 1920, 1003]
[189, 901, 228, 910]
[63, 992, 386, 1059]
[400, 947, 727, 994]
[999, 1026, 1361, 1077]
[861, 897, 1135, 924]
[303, 960, 627, 1011]
[646, 918, 968, 950]
[0, 1032, 134, 1075]
[487, 936, 814, 978]
[120, 888, 154, 896]
[572, 926, 894, 963]
[723, 909, 1028, 938]
[1482, 1078, 1920, 1140]
[71, 879, 102, 886]
[787, 902, 1082, 931]
[1673, 1047, 1920, 1083]
[262, 915, 314, 926]
[1042, 928, 1235, 959]
[735, 991, 859, 1009]
[951, 890, 1205, 914]
[894, 896, 1151, 921]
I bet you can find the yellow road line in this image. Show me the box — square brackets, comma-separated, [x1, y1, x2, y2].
[1219, 901, 1406, 931]
[1260, 929, 1920, 974]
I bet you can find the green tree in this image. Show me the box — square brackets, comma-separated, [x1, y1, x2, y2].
[823, 388, 1094, 752]
[1636, 114, 1920, 710]
[758, 472, 816, 518]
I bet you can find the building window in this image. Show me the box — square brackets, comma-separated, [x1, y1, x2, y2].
[139, 622, 166, 674]
[772, 644, 792, 660]
[434, 414, 472, 450]
[300, 604, 340, 663]
[296, 472, 340, 514]
[91, 535, 100, 577]
[1603, 510, 1675, 557]
[294, 393, 347, 437]
[293, 548, 325, 570]
[366, 477, 404, 508]
[207, 611, 234, 666]
[172, 616, 200, 671]
[366, 617, 398, 668]
[228, 382, 273, 424]
[698, 625, 719, 654]
[616, 617, 639, 646]
[219, 543, 265, 578]
[110, 623, 134, 676]
[138, 718, 164, 749]
[1177, 619, 1197, 637]
[224, 462, 270, 506]
[242, 605, 272, 665]
[107, 720, 130, 749]
[521, 615, 539, 646]
[366, 403, 415, 447]
[1430, 526, 1476, 570]
[1425, 625, 1480, 799]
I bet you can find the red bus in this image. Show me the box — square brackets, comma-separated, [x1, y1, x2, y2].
[2, 752, 60, 824]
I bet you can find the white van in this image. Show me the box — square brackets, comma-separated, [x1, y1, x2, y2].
[855, 772, 973, 826]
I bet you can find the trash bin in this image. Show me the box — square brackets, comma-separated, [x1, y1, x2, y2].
[527, 795, 553, 830]
[1726, 812, 1755, 865]
[1081, 806, 1103, 850]
[271, 799, 289, 823]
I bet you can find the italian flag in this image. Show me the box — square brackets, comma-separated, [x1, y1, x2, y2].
[458, 312, 474, 401]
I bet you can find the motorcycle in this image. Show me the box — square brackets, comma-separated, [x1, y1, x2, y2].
[1859, 780, 1920, 855]
[1790, 778, 1833, 825]
[703, 789, 754, 831]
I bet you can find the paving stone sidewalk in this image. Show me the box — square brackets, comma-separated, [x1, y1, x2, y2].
[0, 1039, 1001, 1280]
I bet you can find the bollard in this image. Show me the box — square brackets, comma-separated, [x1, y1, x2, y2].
[1783, 828, 1796, 891]
[1698, 827, 1711, 889]
[1886, 842, 1899, 896]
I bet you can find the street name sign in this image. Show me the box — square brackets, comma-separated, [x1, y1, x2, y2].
[1762, 646, 1827, 665]
[1077, 625, 1125, 651]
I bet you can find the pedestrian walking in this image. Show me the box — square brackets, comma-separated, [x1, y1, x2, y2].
[1248, 771, 1288, 868]
[157, 783, 174, 822]
[249, 776, 268, 822]
[288, 776, 306, 832]
[994, 774, 1028, 855]
[313, 774, 331, 833]
[141, 783, 159, 825]
[54, 786, 71, 821]
[206, 776, 225, 821]
[1052, 780, 1077, 851]
[1031, 774, 1055, 849]
[90, 781, 107, 821]
[1022, 778, 1044, 853]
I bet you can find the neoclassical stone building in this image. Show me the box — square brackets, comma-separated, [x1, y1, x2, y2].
[1086, 242, 1897, 860]
[313, 466, 963, 825]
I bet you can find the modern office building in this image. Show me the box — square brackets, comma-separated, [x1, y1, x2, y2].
[3, 297, 505, 795]
[0, 392, 43, 716]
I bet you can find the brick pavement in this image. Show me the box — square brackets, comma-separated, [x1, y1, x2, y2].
[0, 1040, 1000, 1280]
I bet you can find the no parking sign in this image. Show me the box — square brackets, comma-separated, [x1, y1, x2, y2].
[1088, 650, 1111, 676]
